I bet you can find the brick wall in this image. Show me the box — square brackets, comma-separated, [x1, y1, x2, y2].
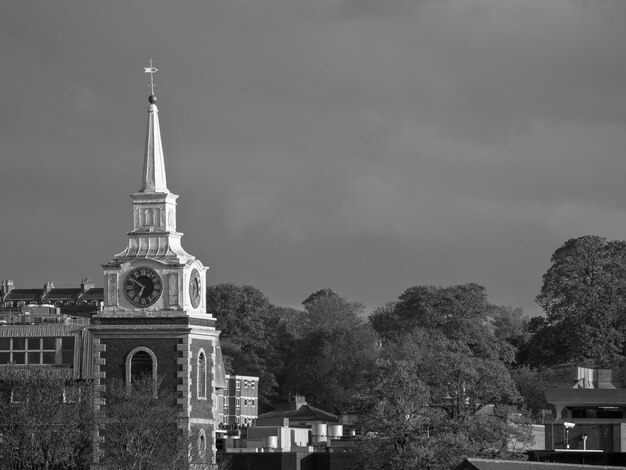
[100, 336, 181, 393]
[189, 338, 214, 421]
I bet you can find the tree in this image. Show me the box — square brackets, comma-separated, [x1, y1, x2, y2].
[354, 330, 532, 470]
[282, 290, 378, 411]
[206, 284, 272, 350]
[353, 356, 434, 470]
[370, 284, 515, 363]
[516, 317, 565, 367]
[206, 283, 285, 408]
[0, 367, 93, 470]
[99, 375, 197, 470]
[283, 324, 377, 411]
[491, 306, 530, 350]
[301, 288, 365, 333]
[386, 330, 520, 420]
[510, 366, 576, 420]
[536, 235, 626, 367]
[272, 306, 307, 339]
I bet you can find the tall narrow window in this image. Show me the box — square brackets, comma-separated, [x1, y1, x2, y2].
[198, 350, 207, 399]
[197, 429, 207, 458]
[145, 209, 154, 226]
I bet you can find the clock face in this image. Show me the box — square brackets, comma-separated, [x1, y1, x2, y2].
[189, 269, 201, 309]
[124, 267, 163, 307]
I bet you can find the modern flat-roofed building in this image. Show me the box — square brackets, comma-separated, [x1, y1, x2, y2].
[544, 366, 626, 452]
[0, 306, 90, 376]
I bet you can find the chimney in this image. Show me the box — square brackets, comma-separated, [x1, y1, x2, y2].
[290, 394, 307, 410]
[1, 280, 14, 297]
[80, 278, 95, 293]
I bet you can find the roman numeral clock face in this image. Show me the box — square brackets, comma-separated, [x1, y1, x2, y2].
[124, 267, 163, 307]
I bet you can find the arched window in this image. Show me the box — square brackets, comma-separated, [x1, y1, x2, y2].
[197, 349, 207, 399]
[197, 428, 207, 458]
[145, 208, 154, 226]
[125, 347, 158, 396]
[131, 351, 152, 378]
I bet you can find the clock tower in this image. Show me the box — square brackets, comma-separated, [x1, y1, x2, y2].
[91, 84, 221, 468]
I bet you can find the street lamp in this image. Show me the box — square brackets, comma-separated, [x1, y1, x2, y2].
[564, 422, 575, 449]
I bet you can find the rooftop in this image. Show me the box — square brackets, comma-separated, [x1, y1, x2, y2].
[257, 404, 339, 427]
[455, 458, 626, 470]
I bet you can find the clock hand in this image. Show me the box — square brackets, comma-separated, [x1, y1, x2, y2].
[130, 278, 145, 289]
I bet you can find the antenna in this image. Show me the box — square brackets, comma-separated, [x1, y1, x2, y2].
[144, 59, 158, 96]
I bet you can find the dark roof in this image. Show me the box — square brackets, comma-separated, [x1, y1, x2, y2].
[257, 405, 338, 425]
[291, 405, 338, 422]
[4, 287, 103, 304]
[4, 289, 43, 301]
[43, 289, 81, 300]
[454, 459, 626, 470]
[80, 288, 104, 300]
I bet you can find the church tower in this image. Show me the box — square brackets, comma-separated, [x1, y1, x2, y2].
[90, 73, 221, 468]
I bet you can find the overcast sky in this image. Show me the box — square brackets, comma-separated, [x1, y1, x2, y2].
[2, 0, 626, 316]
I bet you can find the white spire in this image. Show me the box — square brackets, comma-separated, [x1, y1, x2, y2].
[139, 96, 168, 193]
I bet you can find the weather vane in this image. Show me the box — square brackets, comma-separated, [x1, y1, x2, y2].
[144, 59, 158, 96]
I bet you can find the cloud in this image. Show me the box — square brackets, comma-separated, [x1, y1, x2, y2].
[2, 0, 626, 316]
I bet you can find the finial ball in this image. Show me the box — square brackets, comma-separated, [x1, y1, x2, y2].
[149, 95, 157, 104]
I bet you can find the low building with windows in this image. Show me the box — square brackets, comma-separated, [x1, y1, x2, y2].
[218, 374, 259, 429]
[0, 305, 90, 375]
[255, 395, 339, 429]
[221, 396, 353, 458]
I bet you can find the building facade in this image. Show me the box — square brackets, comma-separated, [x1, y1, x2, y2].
[544, 366, 626, 452]
[219, 374, 259, 429]
[0, 305, 89, 374]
